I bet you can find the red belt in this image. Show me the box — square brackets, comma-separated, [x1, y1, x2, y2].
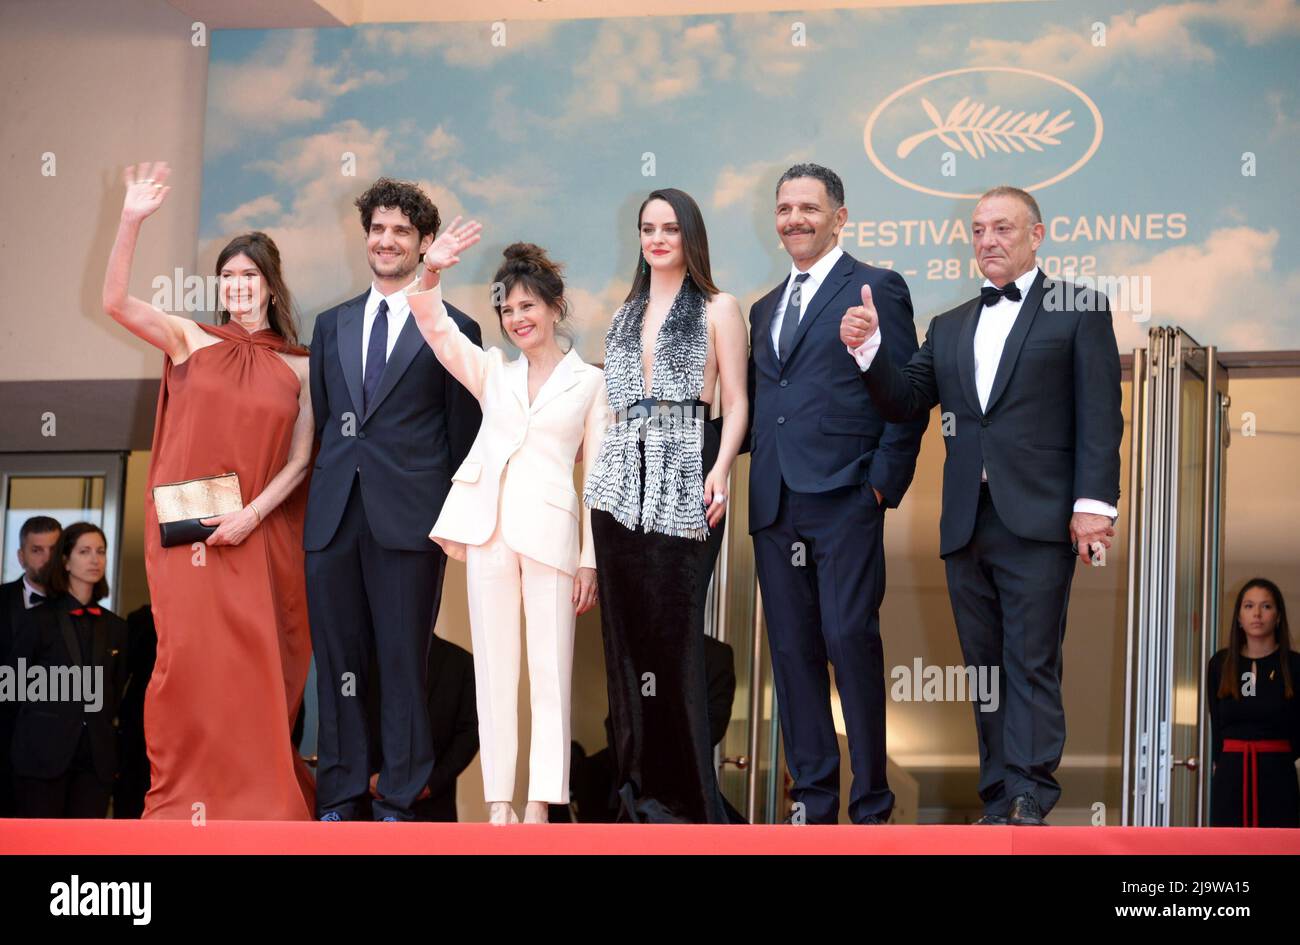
[1222, 738, 1293, 827]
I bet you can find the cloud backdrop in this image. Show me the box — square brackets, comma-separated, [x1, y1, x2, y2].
[199, 2, 1300, 358]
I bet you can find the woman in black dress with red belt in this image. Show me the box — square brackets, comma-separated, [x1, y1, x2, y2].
[1206, 578, 1300, 827]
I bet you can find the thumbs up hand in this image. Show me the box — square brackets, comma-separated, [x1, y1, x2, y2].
[841, 283, 879, 348]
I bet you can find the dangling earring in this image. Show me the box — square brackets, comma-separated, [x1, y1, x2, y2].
[641, 256, 649, 274]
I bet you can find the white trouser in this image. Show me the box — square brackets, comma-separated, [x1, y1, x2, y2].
[465, 525, 575, 804]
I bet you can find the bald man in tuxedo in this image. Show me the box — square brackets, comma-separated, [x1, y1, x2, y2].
[843, 186, 1122, 825]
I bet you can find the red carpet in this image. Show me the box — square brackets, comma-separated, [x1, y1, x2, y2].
[3, 820, 1298, 854]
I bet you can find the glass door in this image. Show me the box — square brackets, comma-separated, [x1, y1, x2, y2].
[0, 453, 127, 613]
[1193, 343, 1228, 823]
[1167, 341, 1207, 823]
[1123, 329, 1227, 825]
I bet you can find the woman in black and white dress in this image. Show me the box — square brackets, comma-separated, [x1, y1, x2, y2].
[584, 188, 748, 823]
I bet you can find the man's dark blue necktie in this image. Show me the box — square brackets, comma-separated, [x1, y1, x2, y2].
[363, 299, 388, 412]
[980, 283, 1023, 307]
[777, 272, 811, 362]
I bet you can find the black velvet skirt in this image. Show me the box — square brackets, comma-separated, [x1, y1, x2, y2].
[591, 419, 728, 824]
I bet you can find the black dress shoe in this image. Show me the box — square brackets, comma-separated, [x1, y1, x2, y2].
[858, 814, 889, 825]
[1006, 793, 1047, 826]
[973, 813, 1007, 825]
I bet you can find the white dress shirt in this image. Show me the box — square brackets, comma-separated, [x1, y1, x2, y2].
[361, 284, 413, 375]
[848, 265, 1117, 520]
[972, 266, 1040, 413]
[769, 245, 844, 351]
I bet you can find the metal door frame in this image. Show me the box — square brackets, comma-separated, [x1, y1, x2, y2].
[1122, 328, 1228, 825]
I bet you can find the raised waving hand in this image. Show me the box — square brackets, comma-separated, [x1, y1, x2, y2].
[102, 161, 203, 362]
[417, 216, 483, 291]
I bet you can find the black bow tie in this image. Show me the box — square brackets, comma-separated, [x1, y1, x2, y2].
[29, 591, 45, 605]
[981, 283, 1023, 307]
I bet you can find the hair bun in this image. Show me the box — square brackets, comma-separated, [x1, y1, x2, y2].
[502, 242, 561, 275]
[491, 242, 569, 328]
[503, 241, 542, 261]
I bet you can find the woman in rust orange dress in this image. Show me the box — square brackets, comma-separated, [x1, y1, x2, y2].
[101, 161, 315, 820]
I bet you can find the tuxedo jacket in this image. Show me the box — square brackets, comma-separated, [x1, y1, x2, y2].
[305, 289, 483, 552]
[9, 595, 128, 783]
[0, 578, 28, 814]
[863, 269, 1123, 555]
[0, 577, 26, 665]
[745, 251, 928, 533]
[409, 284, 608, 576]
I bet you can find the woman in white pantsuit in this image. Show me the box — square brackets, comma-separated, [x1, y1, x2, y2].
[407, 221, 607, 824]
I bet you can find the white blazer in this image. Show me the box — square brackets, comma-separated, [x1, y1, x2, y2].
[407, 283, 609, 576]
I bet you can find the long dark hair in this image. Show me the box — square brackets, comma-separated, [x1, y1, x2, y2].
[215, 231, 299, 344]
[624, 188, 719, 304]
[1217, 577, 1293, 700]
[41, 522, 109, 604]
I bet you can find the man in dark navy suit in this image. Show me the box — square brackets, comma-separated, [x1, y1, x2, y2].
[746, 164, 927, 825]
[844, 186, 1122, 825]
[365, 633, 478, 822]
[305, 178, 481, 821]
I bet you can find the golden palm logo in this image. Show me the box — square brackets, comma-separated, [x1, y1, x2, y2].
[864, 67, 1103, 200]
[898, 98, 1076, 160]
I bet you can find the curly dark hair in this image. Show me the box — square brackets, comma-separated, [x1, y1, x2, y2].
[354, 177, 441, 240]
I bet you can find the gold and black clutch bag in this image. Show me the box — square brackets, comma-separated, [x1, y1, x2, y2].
[152, 472, 243, 547]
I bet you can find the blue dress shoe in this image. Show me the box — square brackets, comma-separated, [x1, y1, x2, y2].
[319, 811, 343, 822]
[382, 816, 398, 822]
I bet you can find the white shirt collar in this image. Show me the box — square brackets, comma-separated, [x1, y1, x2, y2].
[982, 265, 1040, 296]
[365, 283, 411, 319]
[789, 245, 843, 288]
[22, 575, 44, 607]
